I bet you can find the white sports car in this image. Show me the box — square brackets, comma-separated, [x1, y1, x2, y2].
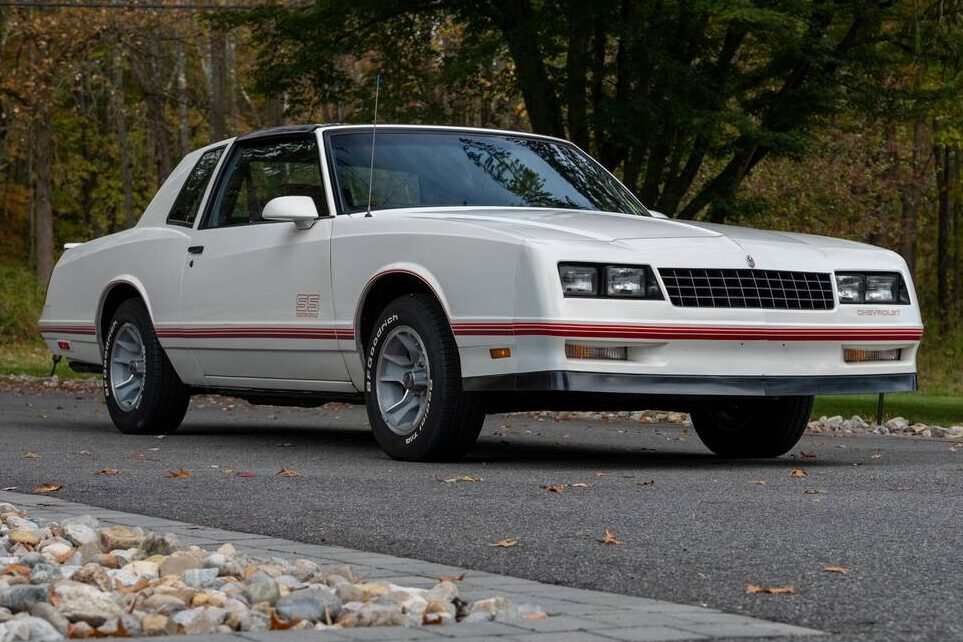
[39, 124, 923, 461]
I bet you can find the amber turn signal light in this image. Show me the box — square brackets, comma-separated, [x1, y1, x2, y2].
[489, 347, 512, 359]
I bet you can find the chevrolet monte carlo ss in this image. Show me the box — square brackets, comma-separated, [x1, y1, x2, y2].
[39, 124, 923, 461]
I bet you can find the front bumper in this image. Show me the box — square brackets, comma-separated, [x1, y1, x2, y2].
[463, 371, 918, 396]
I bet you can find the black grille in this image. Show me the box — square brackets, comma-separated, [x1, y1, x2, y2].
[658, 268, 835, 310]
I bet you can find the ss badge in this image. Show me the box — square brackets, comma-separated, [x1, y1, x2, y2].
[295, 293, 320, 318]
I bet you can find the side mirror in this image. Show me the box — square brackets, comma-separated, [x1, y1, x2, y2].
[648, 209, 669, 219]
[262, 196, 320, 230]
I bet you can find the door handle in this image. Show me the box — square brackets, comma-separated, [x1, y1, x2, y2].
[187, 245, 204, 255]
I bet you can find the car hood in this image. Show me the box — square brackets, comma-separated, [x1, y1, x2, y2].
[409, 208, 876, 254]
[409, 207, 719, 242]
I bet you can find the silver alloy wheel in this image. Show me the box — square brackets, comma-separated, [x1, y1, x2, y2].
[109, 322, 146, 412]
[376, 325, 431, 435]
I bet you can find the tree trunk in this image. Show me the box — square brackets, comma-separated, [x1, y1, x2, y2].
[564, 4, 590, 150]
[487, 0, 565, 138]
[34, 107, 54, 285]
[934, 141, 953, 330]
[112, 51, 136, 228]
[226, 31, 239, 135]
[899, 119, 924, 276]
[177, 41, 190, 157]
[209, 28, 227, 140]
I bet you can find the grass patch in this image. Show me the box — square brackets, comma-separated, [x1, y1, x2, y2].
[0, 342, 96, 379]
[814, 393, 963, 426]
[0, 264, 45, 343]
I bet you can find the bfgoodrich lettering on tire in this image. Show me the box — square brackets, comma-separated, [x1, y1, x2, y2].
[103, 298, 189, 435]
[365, 294, 485, 461]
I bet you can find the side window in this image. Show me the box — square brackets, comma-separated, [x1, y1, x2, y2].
[166, 147, 224, 227]
[205, 137, 325, 228]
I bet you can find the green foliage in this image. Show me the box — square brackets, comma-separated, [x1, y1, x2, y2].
[0, 264, 44, 344]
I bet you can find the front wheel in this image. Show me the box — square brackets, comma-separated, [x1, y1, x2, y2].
[364, 294, 485, 461]
[103, 298, 189, 435]
[690, 396, 812, 458]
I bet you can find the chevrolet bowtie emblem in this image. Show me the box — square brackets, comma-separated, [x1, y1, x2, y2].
[746, 255, 756, 268]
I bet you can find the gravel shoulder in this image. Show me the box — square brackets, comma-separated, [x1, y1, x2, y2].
[1, 382, 961, 641]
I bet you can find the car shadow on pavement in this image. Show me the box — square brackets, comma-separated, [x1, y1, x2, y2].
[174, 421, 846, 470]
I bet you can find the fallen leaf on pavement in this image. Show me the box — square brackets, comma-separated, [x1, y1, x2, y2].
[598, 529, 622, 545]
[32, 483, 63, 494]
[803, 487, 826, 494]
[540, 484, 566, 493]
[571, 482, 593, 488]
[950, 443, 962, 452]
[792, 451, 817, 459]
[165, 469, 190, 479]
[790, 469, 807, 478]
[746, 584, 795, 594]
[489, 538, 519, 548]
[638, 479, 656, 487]
[523, 612, 548, 620]
[439, 475, 484, 483]
[748, 479, 766, 485]
[276, 467, 301, 477]
[823, 566, 849, 574]
[95, 468, 120, 476]
[2, 487, 17, 491]
[79, 450, 91, 456]
[594, 471, 608, 477]
[23, 451, 39, 459]
[870, 453, 882, 460]
[236, 471, 256, 478]
[132, 452, 145, 460]
[437, 573, 465, 582]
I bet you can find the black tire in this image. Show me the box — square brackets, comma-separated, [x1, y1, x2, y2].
[364, 294, 485, 461]
[103, 298, 189, 435]
[690, 396, 813, 458]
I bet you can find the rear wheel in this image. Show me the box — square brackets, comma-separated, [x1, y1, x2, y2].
[103, 298, 189, 435]
[364, 294, 485, 461]
[691, 396, 812, 458]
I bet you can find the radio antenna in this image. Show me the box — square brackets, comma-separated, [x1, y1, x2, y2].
[365, 74, 382, 217]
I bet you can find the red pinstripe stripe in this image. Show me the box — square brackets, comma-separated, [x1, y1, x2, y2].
[38, 325, 96, 336]
[154, 327, 355, 340]
[451, 322, 923, 342]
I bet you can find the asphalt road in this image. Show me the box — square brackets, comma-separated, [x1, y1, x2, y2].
[1, 381, 960, 641]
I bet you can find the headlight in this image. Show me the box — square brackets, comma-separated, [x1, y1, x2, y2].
[559, 264, 599, 297]
[835, 272, 908, 304]
[559, 263, 663, 299]
[606, 266, 645, 297]
[865, 274, 899, 303]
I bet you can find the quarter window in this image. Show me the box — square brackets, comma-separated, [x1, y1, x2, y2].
[166, 147, 224, 227]
[205, 137, 325, 228]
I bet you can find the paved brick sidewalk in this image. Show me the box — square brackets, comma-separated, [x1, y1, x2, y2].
[1, 490, 821, 641]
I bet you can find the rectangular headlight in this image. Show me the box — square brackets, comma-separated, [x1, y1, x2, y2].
[606, 266, 645, 297]
[865, 275, 898, 303]
[558, 264, 599, 297]
[835, 272, 908, 305]
[836, 274, 865, 303]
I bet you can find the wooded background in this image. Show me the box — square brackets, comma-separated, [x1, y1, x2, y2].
[0, 0, 960, 390]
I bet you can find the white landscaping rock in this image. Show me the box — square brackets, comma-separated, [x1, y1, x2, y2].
[0, 616, 63, 642]
[0, 507, 538, 636]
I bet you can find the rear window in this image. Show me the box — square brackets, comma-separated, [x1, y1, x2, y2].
[167, 147, 225, 227]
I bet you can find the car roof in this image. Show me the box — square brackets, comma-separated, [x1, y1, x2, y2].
[222, 123, 570, 147]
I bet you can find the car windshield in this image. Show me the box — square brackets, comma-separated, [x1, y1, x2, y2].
[327, 129, 648, 216]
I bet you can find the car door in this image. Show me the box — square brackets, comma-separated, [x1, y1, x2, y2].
[174, 133, 351, 391]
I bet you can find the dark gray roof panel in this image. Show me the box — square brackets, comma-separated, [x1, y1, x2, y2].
[235, 124, 325, 142]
